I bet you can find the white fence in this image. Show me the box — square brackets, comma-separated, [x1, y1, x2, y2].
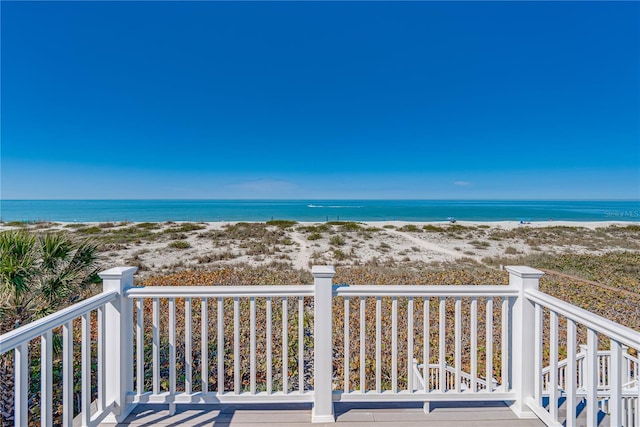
[1, 265, 638, 426]
[526, 287, 640, 427]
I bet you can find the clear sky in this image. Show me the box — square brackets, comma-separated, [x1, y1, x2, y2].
[2, 1, 639, 200]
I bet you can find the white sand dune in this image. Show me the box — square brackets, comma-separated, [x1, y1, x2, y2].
[1, 220, 637, 278]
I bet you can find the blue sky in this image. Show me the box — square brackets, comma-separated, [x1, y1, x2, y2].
[2, 1, 639, 200]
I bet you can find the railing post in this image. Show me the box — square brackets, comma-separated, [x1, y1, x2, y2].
[506, 265, 544, 419]
[312, 265, 336, 423]
[100, 266, 138, 423]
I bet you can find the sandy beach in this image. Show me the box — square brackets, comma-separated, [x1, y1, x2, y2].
[1, 220, 637, 278]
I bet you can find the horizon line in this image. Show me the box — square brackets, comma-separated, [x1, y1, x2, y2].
[2, 198, 639, 202]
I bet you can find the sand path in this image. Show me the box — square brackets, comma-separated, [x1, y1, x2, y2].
[383, 229, 469, 260]
[288, 232, 314, 270]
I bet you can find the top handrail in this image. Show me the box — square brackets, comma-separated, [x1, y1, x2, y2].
[333, 284, 519, 297]
[125, 284, 519, 299]
[0, 291, 118, 353]
[525, 288, 640, 349]
[126, 285, 314, 298]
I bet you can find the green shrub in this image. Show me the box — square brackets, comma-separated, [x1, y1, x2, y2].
[298, 224, 331, 233]
[470, 240, 490, 249]
[168, 241, 191, 249]
[333, 249, 347, 260]
[174, 222, 205, 232]
[327, 221, 362, 231]
[64, 223, 87, 229]
[364, 227, 381, 232]
[78, 226, 102, 234]
[399, 224, 421, 232]
[137, 222, 161, 230]
[308, 232, 322, 241]
[5, 221, 27, 227]
[329, 235, 345, 246]
[266, 219, 298, 229]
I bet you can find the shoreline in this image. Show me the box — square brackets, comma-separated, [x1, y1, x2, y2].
[3, 219, 638, 228]
[2, 200, 638, 224]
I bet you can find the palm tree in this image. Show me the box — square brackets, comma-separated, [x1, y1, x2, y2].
[0, 230, 100, 333]
[0, 229, 100, 425]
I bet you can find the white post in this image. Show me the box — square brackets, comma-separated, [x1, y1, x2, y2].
[100, 266, 138, 423]
[312, 265, 336, 423]
[506, 265, 544, 419]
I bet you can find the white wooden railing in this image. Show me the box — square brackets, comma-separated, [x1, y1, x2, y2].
[1, 265, 639, 426]
[541, 347, 639, 393]
[0, 291, 118, 426]
[331, 283, 516, 403]
[525, 283, 640, 427]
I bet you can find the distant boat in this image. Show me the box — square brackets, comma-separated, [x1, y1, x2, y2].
[447, 217, 457, 223]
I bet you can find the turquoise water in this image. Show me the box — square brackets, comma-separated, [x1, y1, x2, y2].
[1, 200, 639, 222]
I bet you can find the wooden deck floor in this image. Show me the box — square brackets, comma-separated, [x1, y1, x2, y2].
[102, 401, 546, 426]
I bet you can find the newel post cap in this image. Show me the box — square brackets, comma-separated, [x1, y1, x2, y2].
[312, 265, 336, 278]
[99, 266, 138, 280]
[505, 266, 544, 279]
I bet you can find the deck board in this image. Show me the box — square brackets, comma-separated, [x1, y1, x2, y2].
[102, 401, 547, 426]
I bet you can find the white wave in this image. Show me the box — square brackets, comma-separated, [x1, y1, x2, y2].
[307, 204, 363, 208]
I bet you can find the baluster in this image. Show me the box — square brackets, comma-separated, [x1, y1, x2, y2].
[629, 358, 640, 427]
[586, 328, 599, 427]
[266, 297, 272, 394]
[81, 312, 91, 426]
[454, 297, 461, 392]
[439, 297, 446, 392]
[407, 297, 414, 392]
[392, 296, 398, 393]
[185, 298, 192, 394]
[97, 306, 105, 411]
[250, 297, 256, 394]
[282, 297, 288, 394]
[344, 297, 350, 393]
[470, 298, 477, 392]
[63, 320, 73, 427]
[609, 338, 622, 427]
[298, 296, 304, 393]
[566, 318, 577, 427]
[549, 311, 559, 421]
[15, 343, 29, 427]
[234, 297, 240, 394]
[169, 298, 176, 395]
[41, 331, 53, 426]
[217, 297, 224, 394]
[423, 297, 429, 393]
[152, 298, 160, 394]
[136, 298, 144, 395]
[360, 297, 366, 392]
[501, 298, 509, 391]
[485, 297, 493, 391]
[376, 296, 382, 393]
[202, 297, 208, 394]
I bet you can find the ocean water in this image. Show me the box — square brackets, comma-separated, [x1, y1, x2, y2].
[1, 200, 639, 223]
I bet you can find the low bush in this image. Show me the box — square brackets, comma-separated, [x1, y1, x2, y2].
[168, 240, 191, 249]
[266, 219, 298, 229]
[329, 235, 345, 246]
